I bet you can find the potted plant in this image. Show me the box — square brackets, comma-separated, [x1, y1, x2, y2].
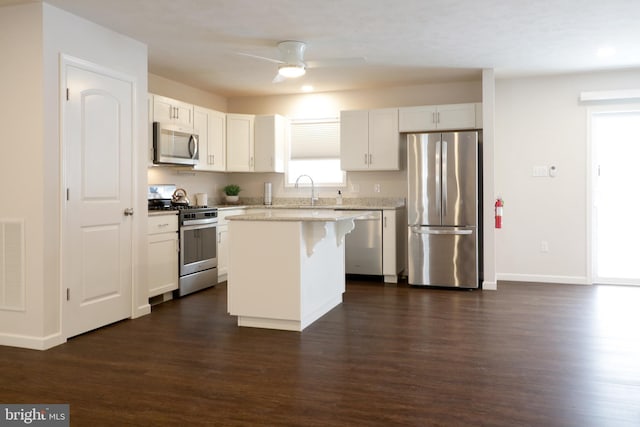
[223, 184, 241, 203]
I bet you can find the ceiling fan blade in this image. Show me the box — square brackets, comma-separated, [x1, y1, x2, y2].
[237, 51, 284, 64]
[272, 73, 285, 83]
[306, 57, 367, 69]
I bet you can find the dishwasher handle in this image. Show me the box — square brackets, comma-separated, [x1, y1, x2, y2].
[411, 227, 473, 235]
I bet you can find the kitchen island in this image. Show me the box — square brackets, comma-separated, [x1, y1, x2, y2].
[226, 209, 367, 331]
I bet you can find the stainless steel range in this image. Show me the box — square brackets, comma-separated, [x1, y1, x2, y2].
[148, 185, 218, 297]
[177, 207, 218, 296]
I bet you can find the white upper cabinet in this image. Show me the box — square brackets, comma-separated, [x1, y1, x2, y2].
[254, 114, 288, 173]
[194, 107, 226, 172]
[398, 103, 481, 132]
[152, 94, 194, 128]
[226, 113, 255, 172]
[340, 108, 399, 171]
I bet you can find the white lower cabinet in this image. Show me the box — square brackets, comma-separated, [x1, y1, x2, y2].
[217, 208, 246, 282]
[382, 208, 406, 283]
[148, 214, 179, 298]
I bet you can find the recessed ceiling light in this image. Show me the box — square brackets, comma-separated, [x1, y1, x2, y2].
[301, 85, 314, 92]
[597, 46, 616, 58]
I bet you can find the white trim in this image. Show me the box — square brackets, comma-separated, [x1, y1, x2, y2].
[587, 103, 640, 285]
[0, 332, 65, 351]
[497, 273, 590, 285]
[482, 281, 497, 290]
[580, 89, 640, 102]
[59, 54, 139, 339]
[132, 303, 151, 319]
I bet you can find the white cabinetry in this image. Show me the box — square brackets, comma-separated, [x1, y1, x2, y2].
[217, 208, 246, 282]
[254, 114, 287, 173]
[152, 94, 194, 128]
[399, 103, 480, 132]
[226, 113, 255, 172]
[340, 108, 399, 171]
[382, 208, 406, 283]
[147, 213, 179, 297]
[194, 106, 226, 172]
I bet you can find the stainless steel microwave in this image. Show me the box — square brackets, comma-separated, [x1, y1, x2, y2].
[153, 122, 199, 166]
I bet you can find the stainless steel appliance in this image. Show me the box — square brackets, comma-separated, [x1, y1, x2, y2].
[153, 122, 199, 166]
[177, 207, 218, 296]
[342, 210, 383, 275]
[148, 184, 218, 296]
[407, 131, 481, 288]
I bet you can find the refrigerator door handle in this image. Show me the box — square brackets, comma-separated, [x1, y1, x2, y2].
[442, 140, 447, 218]
[411, 227, 473, 236]
[435, 140, 441, 215]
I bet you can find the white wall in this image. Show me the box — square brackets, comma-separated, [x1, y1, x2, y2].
[0, 3, 45, 342]
[149, 73, 227, 112]
[494, 69, 640, 284]
[0, 3, 149, 349]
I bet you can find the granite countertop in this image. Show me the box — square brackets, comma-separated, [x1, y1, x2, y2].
[226, 209, 376, 222]
[212, 196, 405, 211]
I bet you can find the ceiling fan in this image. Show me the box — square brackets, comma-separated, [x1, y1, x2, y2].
[238, 40, 365, 83]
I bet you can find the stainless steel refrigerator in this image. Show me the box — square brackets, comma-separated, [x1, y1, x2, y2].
[407, 131, 481, 288]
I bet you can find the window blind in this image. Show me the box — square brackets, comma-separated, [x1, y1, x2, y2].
[289, 118, 340, 159]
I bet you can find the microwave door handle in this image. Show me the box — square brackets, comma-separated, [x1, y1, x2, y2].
[189, 135, 198, 160]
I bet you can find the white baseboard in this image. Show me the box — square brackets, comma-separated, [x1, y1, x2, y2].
[497, 273, 590, 285]
[0, 332, 66, 350]
[482, 281, 497, 290]
[132, 303, 151, 319]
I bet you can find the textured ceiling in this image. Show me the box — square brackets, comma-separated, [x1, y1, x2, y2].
[4, 0, 640, 97]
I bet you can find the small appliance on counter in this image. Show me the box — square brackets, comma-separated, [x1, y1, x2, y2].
[264, 182, 272, 205]
[194, 193, 208, 207]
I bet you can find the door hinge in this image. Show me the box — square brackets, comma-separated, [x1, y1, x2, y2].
[66, 88, 70, 101]
[66, 288, 70, 301]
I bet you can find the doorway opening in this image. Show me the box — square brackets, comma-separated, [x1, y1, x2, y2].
[591, 106, 640, 285]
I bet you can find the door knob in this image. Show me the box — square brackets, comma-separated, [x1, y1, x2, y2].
[124, 208, 134, 216]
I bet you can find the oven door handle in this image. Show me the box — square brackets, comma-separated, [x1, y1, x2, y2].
[182, 219, 217, 227]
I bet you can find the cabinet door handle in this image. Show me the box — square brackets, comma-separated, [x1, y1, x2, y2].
[364, 153, 368, 165]
[369, 153, 372, 165]
[432, 112, 436, 124]
[437, 111, 440, 123]
[384, 216, 387, 228]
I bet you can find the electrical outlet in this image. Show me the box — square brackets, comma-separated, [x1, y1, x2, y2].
[374, 183, 381, 193]
[351, 183, 360, 193]
[540, 241, 549, 253]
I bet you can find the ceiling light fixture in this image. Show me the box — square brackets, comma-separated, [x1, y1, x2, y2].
[278, 64, 306, 78]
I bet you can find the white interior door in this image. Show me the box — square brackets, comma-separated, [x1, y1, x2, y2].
[592, 108, 640, 285]
[63, 60, 134, 338]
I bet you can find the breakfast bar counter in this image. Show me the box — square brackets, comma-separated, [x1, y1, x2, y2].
[226, 209, 367, 331]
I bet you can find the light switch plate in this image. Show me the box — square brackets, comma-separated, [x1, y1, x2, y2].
[533, 166, 548, 177]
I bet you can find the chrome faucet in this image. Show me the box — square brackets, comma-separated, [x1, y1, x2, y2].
[295, 174, 317, 206]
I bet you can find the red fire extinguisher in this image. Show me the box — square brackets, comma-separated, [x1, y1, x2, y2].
[495, 198, 504, 229]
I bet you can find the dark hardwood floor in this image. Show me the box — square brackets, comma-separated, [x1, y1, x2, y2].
[1, 280, 640, 426]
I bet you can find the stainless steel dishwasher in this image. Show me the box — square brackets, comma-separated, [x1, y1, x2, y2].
[340, 210, 383, 275]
